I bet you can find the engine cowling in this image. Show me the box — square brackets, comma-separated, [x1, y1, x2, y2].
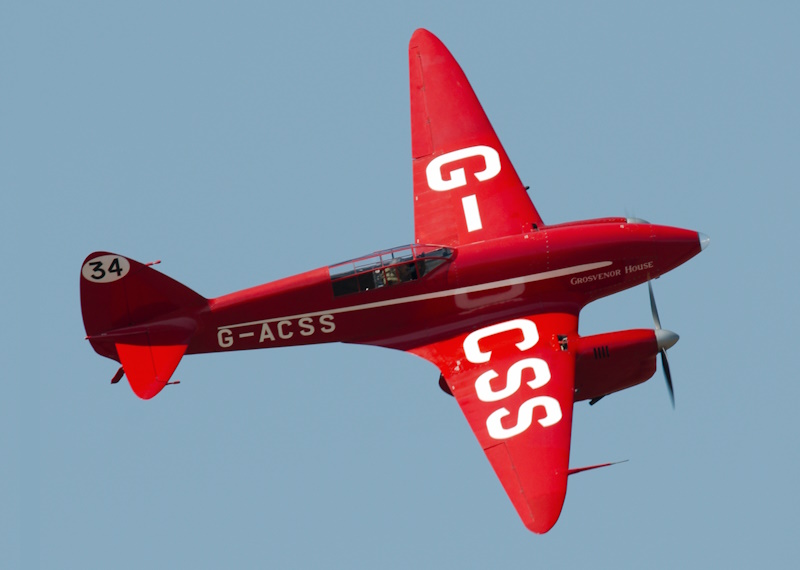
[573, 329, 658, 402]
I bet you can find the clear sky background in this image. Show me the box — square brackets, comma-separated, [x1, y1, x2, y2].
[3, 1, 798, 568]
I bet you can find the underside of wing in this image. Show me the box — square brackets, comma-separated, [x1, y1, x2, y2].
[409, 312, 578, 533]
[409, 29, 544, 247]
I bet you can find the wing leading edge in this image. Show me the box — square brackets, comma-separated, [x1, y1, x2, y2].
[409, 29, 544, 247]
[409, 312, 578, 533]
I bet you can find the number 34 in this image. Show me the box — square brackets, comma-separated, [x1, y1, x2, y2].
[81, 255, 131, 284]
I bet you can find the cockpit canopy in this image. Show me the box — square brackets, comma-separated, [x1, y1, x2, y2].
[329, 244, 454, 297]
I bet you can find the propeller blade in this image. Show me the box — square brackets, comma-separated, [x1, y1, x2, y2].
[660, 348, 675, 408]
[648, 281, 661, 330]
[650, 281, 676, 408]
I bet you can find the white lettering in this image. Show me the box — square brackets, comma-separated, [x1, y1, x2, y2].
[426, 146, 501, 191]
[474, 370, 505, 402]
[221, 315, 335, 345]
[319, 314, 336, 333]
[475, 357, 551, 403]
[259, 323, 276, 342]
[277, 320, 293, 339]
[463, 319, 539, 364]
[461, 194, 483, 232]
[298, 317, 315, 336]
[218, 328, 233, 348]
[624, 261, 654, 275]
[486, 396, 563, 439]
[463, 318, 561, 440]
[424, 146, 500, 232]
[513, 357, 552, 392]
[570, 269, 621, 285]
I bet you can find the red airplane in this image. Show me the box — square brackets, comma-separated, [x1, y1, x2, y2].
[80, 29, 708, 534]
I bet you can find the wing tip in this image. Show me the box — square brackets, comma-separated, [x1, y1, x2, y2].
[521, 494, 566, 534]
[410, 27, 434, 43]
[409, 28, 446, 54]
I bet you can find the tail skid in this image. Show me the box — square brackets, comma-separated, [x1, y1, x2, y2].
[81, 252, 207, 399]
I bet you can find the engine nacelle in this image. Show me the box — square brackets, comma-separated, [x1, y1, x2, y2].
[573, 329, 658, 402]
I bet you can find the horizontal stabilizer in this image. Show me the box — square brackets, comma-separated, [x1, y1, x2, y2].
[116, 339, 186, 399]
[108, 319, 195, 399]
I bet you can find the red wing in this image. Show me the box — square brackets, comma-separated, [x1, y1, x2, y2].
[409, 29, 544, 247]
[409, 313, 578, 534]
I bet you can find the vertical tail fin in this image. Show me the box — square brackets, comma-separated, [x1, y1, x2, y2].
[80, 252, 207, 399]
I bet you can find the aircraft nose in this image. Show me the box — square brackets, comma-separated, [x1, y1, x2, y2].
[699, 232, 710, 251]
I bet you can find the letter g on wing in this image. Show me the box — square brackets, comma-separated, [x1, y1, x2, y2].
[426, 145, 501, 191]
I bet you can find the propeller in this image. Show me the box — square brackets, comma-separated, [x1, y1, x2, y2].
[649, 281, 679, 408]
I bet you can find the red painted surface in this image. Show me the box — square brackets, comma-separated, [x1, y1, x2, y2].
[80, 28, 707, 534]
[574, 330, 659, 402]
[410, 313, 577, 533]
[409, 29, 544, 245]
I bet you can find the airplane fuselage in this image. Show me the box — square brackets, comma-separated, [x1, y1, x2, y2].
[190, 218, 704, 356]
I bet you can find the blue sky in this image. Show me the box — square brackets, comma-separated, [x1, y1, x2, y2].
[3, 2, 799, 568]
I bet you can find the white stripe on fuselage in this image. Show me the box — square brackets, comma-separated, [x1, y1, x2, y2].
[216, 261, 612, 330]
